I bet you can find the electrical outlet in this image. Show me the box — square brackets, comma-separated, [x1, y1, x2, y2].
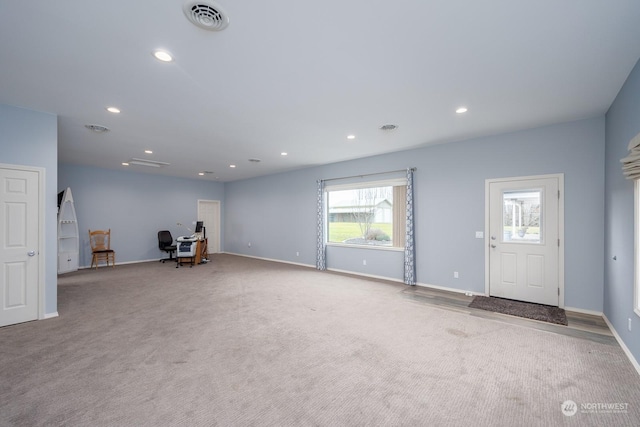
[248, 242, 251, 247]
[454, 271, 459, 279]
[363, 259, 367, 266]
[296, 251, 299, 257]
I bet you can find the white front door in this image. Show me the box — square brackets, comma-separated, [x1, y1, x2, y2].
[0, 166, 41, 327]
[487, 175, 562, 306]
[198, 200, 221, 254]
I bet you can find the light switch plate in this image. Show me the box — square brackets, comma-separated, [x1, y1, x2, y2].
[475, 231, 484, 238]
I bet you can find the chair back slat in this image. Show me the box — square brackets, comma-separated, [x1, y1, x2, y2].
[89, 229, 111, 251]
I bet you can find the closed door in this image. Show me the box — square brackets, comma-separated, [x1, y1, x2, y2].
[0, 166, 40, 327]
[488, 176, 561, 306]
[198, 200, 220, 254]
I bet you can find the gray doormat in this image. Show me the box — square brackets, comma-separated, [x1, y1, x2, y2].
[469, 296, 568, 326]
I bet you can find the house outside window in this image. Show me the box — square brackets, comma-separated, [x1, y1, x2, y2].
[326, 179, 406, 249]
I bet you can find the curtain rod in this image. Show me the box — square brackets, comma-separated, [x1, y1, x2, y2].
[320, 167, 416, 183]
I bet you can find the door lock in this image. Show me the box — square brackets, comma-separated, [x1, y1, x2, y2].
[28, 251, 36, 257]
[491, 244, 497, 249]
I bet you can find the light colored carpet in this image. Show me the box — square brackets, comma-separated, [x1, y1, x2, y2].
[1, 254, 639, 426]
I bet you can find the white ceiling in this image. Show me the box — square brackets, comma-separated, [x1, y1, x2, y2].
[2, 1, 640, 182]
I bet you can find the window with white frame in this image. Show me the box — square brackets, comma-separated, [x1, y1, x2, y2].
[326, 179, 406, 248]
[635, 181, 640, 316]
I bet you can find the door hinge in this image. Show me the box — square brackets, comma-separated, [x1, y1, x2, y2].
[558, 238, 560, 247]
[558, 190, 560, 199]
[558, 288, 560, 296]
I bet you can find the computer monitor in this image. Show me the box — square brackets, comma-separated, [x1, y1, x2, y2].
[195, 221, 204, 233]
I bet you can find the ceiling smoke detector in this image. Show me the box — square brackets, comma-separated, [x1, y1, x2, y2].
[183, 1, 229, 31]
[85, 124, 110, 133]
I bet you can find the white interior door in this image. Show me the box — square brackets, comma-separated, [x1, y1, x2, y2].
[0, 166, 40, 327]
[487, 175, 562, 306]
[198, 200, 220, 254]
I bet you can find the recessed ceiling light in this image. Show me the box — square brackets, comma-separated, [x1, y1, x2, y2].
[153, 50, 173, 62]
[281, 152, 288, 156]
[229, 164, 236, 168]
[456, 107, 468, 114]
[144, 150, 153, 154]
[106, 107, 120, 114]
[347, 135, 356, 140]
[198, 172, 205, 176]
[122, 162, 130, 166]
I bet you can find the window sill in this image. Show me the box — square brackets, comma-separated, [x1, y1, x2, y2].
[326, 242, 404, 252]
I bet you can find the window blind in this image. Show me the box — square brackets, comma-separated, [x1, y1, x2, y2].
[620, 131, 640, 180]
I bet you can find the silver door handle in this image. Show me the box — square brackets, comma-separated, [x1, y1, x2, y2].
[491, 244, 496, 249]
[28, 251, 36, 256]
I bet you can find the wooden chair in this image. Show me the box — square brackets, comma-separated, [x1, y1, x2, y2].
[89, 229, 116, 269]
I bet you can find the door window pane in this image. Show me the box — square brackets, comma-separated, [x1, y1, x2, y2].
[502, 189, 542, 243]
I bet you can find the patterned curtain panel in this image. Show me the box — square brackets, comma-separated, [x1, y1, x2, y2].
[404, 168, 416, 285]
[316, 180, 326, 270]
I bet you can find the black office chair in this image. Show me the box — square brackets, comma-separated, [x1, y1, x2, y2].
[158, 230, 177, 263]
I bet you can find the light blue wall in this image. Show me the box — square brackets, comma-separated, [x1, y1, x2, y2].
[58, 164, 225, 267]
[1, 104, 58, 316]
[604, 58, 640, 363]
[225, 117, 605, 312]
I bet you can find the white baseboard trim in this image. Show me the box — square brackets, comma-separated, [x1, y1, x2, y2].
[78, 258, 160, 269]
[563, 306, 603, 317]
[416, 281, 479, 296]
[326, 268, 404, 283]
[603, 314, 640, 376]
[223, 252, 315, 269]
[43, 311, 59, 320]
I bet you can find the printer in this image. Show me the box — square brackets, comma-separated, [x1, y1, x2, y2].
[176, 235, 198, 266]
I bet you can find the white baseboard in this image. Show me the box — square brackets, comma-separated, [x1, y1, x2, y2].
[223, 252, 315, 269]
[326, 267, 404, 283]
[563, 306, 603, 317]
[78, 258, 160, 269]
[43, 311, 58, 320]
[603, 314, 640, 376]
[416, 281, 479, 296]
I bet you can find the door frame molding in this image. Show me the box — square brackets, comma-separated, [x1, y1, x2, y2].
[0, 163, 46, 320]
[197, 199, 221, 254]
[484, 173, 565, 308]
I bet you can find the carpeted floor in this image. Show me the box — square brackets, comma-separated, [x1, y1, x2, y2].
[469, 296, 568, 325]
[1, 254, 639, 426]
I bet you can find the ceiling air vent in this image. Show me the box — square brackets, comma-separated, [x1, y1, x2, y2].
[379, 124, 398, 131]
[183, 1, 229, 31]
[85, 124, 110, 133]
[128, 158, 170, 168]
